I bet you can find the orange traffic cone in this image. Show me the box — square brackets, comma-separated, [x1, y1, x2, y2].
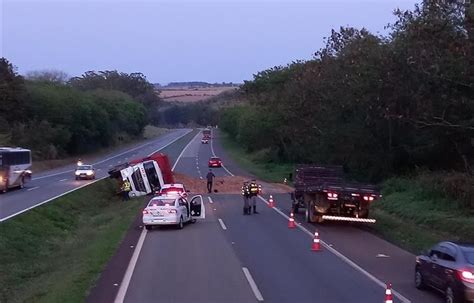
[288, 212, 296, 228]
[268, 195, 275, 208]
[384, 283, 393, 303]
[311, 230, 321, 251]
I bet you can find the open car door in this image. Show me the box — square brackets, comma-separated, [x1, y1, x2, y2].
[189, 195, 205, 219]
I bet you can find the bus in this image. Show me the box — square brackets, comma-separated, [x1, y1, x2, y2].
[0, 147, 32, 193]
[120, 160, 165, 197]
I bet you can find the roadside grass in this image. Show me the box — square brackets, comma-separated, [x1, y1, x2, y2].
[32, 125, 170, 173]
[0, 179, 146, 303]
[0, 128, 198, 303]
[219, 132, 473, 254]
[220, 134, 294, 183]
[371, 177, 474, 253]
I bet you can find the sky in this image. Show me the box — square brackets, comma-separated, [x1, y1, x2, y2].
[1, 0, 420, 84]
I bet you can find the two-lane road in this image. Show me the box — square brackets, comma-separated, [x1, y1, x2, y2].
[0, 129, 192, 222]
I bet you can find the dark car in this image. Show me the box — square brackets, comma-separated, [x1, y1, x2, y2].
[415, 241, 474, 303]
[208, 157, 222, 167]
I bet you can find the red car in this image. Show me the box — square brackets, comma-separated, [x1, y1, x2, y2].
[208, 157, 222, 167]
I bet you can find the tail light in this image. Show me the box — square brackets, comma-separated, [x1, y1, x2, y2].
[142, 209, 149, 215]
[168, 209, 177, 214]
[363, 196, 375, 201]
[458, 270, 474, 283]
[327, 193, 338, 200]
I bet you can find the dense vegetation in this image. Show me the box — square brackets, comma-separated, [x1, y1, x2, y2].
[159, 102, 219, 127]
[0, 60, 160, 159]
[220, 1, 473, 183]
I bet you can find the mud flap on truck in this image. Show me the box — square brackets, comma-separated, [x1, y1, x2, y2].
[321, 215, 376, 223]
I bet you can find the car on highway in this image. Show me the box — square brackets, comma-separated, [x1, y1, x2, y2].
[157, 183, 189, 197]
[208, 157, 222, 168]
[142, 194, 204, 230]
[415, 241, 474, 303]
[201, 137, 209, 144]
[75, 164, 96, 180]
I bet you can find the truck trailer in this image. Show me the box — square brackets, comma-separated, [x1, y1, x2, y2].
[291, 165, 381, 224]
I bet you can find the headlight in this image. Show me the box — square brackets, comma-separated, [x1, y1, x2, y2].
[0, 176, 3, 182]
[86, 171, 93, 176]
[75, 171, 80, 175]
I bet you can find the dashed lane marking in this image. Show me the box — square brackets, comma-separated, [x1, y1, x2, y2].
[242, 267, 264, 301]
[218, 218, 227, 230]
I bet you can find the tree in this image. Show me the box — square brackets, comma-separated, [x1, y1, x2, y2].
[25, 69, 69, 84]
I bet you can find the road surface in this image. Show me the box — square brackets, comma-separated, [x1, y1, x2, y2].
[0, 129, 192, 222]
[87, 129, 443, 303]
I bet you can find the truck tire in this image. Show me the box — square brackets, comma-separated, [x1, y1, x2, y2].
[306, 201, 317, 223]
[314, 194, 325, 224]
[293, 204, 299, 214]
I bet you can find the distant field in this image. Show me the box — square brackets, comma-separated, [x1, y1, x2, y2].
[159, 86, 238, 102]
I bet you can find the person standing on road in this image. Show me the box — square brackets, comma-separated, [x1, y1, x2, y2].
[249, 179, 260, 214]
[206, 169, 215, 193]
[241, 181, 251, 215]
[121, 179, 131, 201]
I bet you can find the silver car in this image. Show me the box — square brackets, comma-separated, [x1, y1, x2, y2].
[142, 194, 204, 230]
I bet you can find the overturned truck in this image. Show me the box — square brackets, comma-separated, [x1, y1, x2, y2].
[108, 152, 174, 198]
[291, 165, 381, 224]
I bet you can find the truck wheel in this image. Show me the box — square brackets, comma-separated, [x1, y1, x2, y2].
[145, 225, 152, 230]
[315, 215, 324, 224]
[293, 204, 299, 214]
[306, 201, 316, 223]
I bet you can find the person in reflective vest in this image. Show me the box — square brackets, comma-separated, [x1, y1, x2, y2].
[121, 179, 131, 201]
[249, 179, 260, 214]
[241, 181, 251, 215]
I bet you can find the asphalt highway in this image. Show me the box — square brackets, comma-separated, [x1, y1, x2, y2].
[102, 130, 442, 303]
[0, 129, 192, 222]
[81, 128, 443, 303]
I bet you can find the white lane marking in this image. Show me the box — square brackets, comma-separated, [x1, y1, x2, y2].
[376, 254, 390, 258]
[218, 218, 227, 230]
[1, 130, 193, 223]
[208, 197, 213, 204]
[27, 186, 39, 191]
[257, 196, 411, 303]
[114, 130, 197, 302]
[32, 129, 191, 181]
[209, 130, 234, 176]
[114, 228, 148, 303]
[59, 178, 67, 182]
[242, 267, 264, 301]
[171, 131, 201, 171]
[0, 177, 106, 222]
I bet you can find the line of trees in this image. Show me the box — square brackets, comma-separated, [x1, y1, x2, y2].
[0, 59, 160, 159]
[220, 0, 473, 180]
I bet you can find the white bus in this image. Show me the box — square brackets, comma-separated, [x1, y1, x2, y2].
[120, 160, 165, 197]
[0, 147, 32, 193]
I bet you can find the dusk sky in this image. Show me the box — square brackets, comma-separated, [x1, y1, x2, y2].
[1, 0, 419, 84]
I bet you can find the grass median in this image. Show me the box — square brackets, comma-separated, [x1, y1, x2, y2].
[219, 132, 473, 254]
[0, 179, 146, 303]
[0, 128, 199, 303]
